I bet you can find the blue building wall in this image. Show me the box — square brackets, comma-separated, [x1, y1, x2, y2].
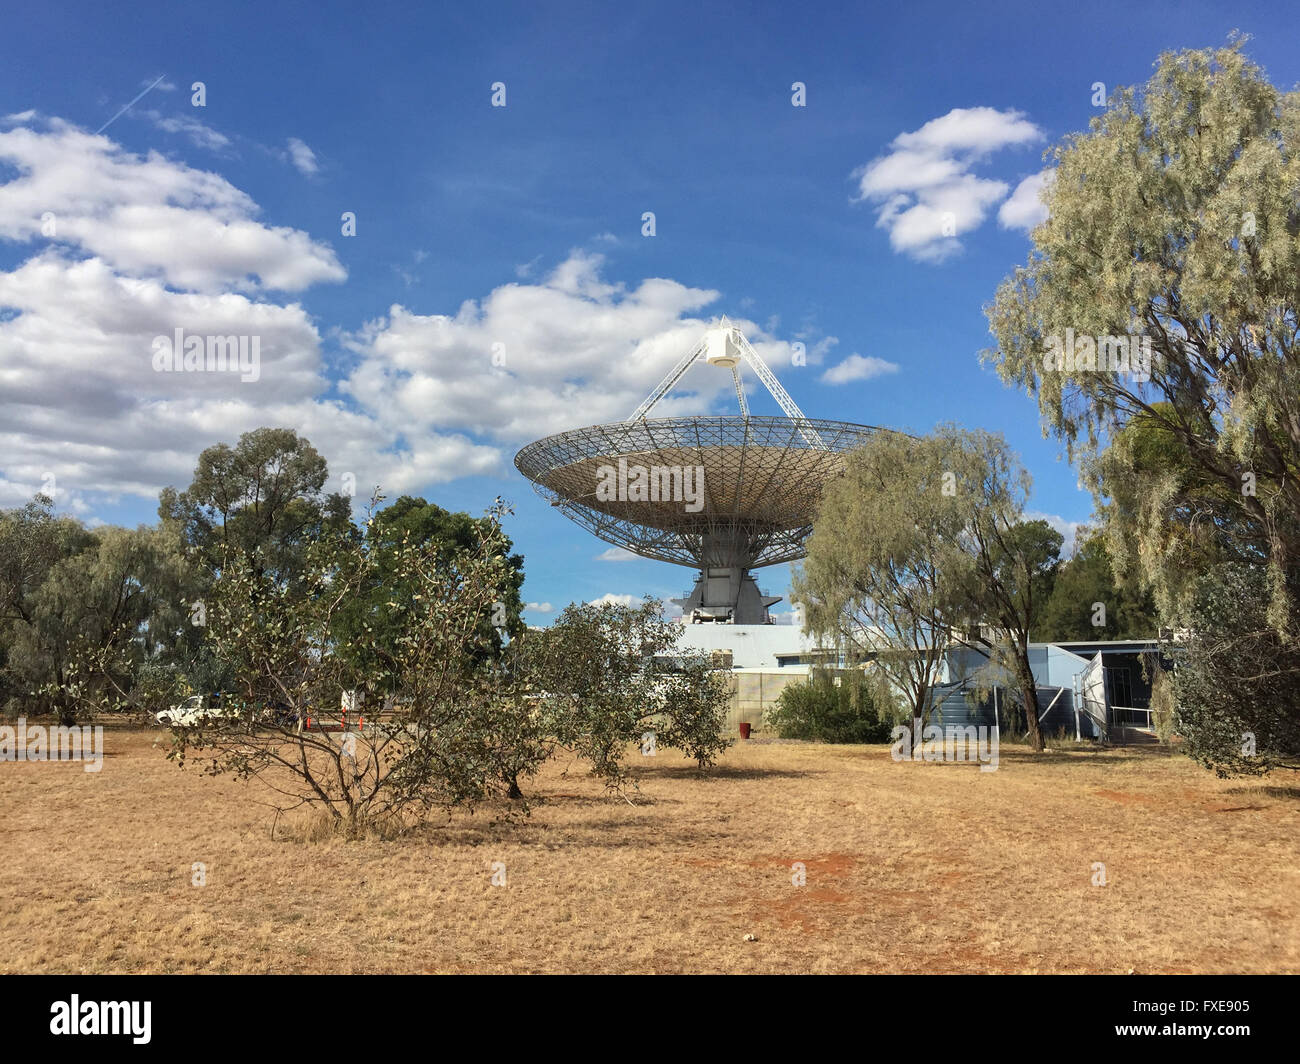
[924, 681, 1099, 738]
[934, 642, 1113, 739]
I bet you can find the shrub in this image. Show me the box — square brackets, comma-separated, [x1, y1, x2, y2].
[765, 669, 896, 743]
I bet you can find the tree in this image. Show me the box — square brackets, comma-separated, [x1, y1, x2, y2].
[157, 427, 354, 699]
[167, 510, 730, 830]
[956, 510, 1062, 752]
[523, 598, 732, 789]
[332, 495, 525, 691]
[0, 519, 187, 725]
[0, 501, 187, 724]
[43, 525, 190, 723]
[1033, 529, 1160, 642]
[795, 426, 1060, 750]
[1169, 564, 1300, 775]
[793, 429, 962, 731]
[984, 40, 1300, 768]
[159, 427, 352, 587]
[0, 496, 93, 718]
[168, 498, 533, 834]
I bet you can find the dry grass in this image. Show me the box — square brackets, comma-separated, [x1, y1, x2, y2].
[2, 726, 1297, 973]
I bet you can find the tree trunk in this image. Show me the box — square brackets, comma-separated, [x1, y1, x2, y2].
[1016, 651, 1044, 752]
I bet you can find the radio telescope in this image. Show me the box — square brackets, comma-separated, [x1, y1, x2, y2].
[514, 321, 889, 624]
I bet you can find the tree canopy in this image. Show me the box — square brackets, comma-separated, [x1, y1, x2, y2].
[795, 425, 1061, 750]
[984, 40, 1300, 771]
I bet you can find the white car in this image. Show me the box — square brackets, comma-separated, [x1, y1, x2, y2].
[156, 694, 237, 727]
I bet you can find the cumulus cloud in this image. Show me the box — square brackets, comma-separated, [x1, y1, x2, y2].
[820, 353, 899, 385]
[525, 601, 554, 613]
[853, 107, 1043, 262]
[286, 137, 319, 176]
[0, 117, 814, 522]
[587, 593, 639, 608]
[0, 118, 492, 506]
[0, 117, 344, 292]
[341, 250, 803, 443]
[998, 168, 1055, 231]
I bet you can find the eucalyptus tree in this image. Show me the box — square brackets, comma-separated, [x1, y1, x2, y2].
[793, 429, 962, 733]
[795, 426, 1061, 750]
[159, 427, 353, 589]
[984, 40, 1300, 770]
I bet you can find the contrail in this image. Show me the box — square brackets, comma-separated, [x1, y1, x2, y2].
[95, 73, 167, 134]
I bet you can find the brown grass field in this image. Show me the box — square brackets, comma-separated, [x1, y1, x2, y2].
[2, 726, 1298, 974]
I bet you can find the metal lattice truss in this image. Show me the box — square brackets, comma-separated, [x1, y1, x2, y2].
[629, 320, 826, 449]
[514, 415, 887, 569]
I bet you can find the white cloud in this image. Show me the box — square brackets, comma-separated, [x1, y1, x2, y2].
[286, 137, 319, 176]
[0, 119, 492, 505]
[525, 601, 554, 613]
[998, 169, 1055, 231]
[820, 353, 900, 385]
[587, 593, 639, 608]
[595, 546, 638, 562]
[0, 117, 817, 521]
[143, 110, 231, 151]
[340, 251, 802, 443]
[853, 107, 1043, 261]
[0, 117, 345, 293]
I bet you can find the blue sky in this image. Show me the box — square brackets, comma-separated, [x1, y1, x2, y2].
[1, 1, 1296, 621]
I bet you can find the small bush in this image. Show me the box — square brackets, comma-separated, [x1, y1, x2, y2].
[765, 669, 896, 743]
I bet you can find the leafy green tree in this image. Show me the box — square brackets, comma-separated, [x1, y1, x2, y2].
[796, 426, 1061, 750]
[45, 525, 191, 722]
[0, 496, 93, 718]
[1034, 529, 1160, 642]
[169, 499, 533, 834]
[793, 429, 962, 731]
[523, 597, 732, 788]
[985, 40, 1300, 769]
[333, 495, 525, 691]
[157, 427, 354, 697]
[0, 510, 185, 724]
[159, 427, 352, 587]
[1169, 564, 1300, 774]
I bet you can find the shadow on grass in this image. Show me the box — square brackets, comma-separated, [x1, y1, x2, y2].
[418, 813, 727, 851]
[633, 764, 815, 782]
[1223, 784, 1300, 801]
[991, 746, 1175, 767]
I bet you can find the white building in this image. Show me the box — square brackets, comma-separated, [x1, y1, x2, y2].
[676, 621, 827, 669]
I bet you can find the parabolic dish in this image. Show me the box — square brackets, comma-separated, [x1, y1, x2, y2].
[513, 415, 887, 569]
